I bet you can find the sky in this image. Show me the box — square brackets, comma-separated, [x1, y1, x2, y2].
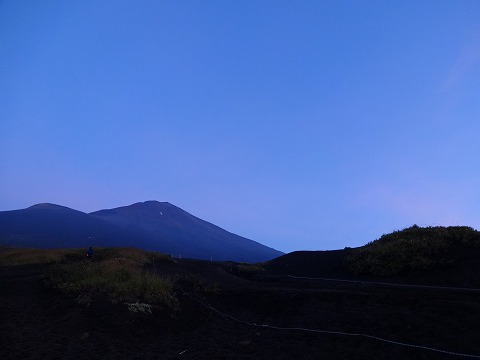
[1, 1, 480, 253]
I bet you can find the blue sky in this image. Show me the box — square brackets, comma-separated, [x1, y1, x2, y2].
[1, 1, 480, 253]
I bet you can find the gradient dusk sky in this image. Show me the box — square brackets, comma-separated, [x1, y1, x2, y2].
[1, 1, 480, 253]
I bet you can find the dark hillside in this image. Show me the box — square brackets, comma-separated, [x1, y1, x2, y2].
[344, 225, 480, 286]
[266, 226, 480, 288]
[265, 250, 347, 277]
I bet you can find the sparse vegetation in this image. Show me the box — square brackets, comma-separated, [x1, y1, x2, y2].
[344, 225, 480, 276]
[45, 248, 177, 307]
[91, 247, 173, 264]
[0, 248, 84, 266]
[230, 262, 266, 280]
[0, 246, 175, 267]
[0, 247, 177, 308]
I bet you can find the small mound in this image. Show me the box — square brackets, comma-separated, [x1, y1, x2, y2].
[28, 203, 72, 210]
[265, 249, 348, 277]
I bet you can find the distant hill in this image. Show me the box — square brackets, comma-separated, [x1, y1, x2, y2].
[0, 201, 283, 263]
[266, 225, 480, 287]
[90, 201, 283, 262]
[343, 225, 480, 286]
[0, 203, 138, 249]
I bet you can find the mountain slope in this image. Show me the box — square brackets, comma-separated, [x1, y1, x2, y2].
[90, 201, 283, 262]
[0, 201, 283, 263]
[0, 203, 140, 249]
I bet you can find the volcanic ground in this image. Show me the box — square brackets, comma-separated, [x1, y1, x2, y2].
[1, 253, 480, 360]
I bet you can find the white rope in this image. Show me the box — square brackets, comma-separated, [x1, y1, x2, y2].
[176, 285, 480, 359]
[286, 275, 480, 293]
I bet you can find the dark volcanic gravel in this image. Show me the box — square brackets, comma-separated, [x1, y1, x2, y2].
[1, 260, 480, 360]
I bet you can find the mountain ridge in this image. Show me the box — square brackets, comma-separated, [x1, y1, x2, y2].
[0, 201, 283, 263]
[90, 201, 282, 262]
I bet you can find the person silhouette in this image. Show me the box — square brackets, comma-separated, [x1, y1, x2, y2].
[86, 246, 94, 258]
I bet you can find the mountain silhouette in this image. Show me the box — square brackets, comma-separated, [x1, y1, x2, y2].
[0, 201, 283, 262]
[0, 203, 142, 249]
[90, 201, 282, 262]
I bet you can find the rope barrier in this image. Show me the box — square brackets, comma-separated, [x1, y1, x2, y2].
[286, 275, 480, 293]
[176, 285, 480, 359]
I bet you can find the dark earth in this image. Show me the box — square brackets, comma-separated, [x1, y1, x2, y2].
[1, 254, 480, 360]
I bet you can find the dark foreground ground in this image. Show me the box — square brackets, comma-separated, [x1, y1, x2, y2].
[1, 258, 480, 360]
